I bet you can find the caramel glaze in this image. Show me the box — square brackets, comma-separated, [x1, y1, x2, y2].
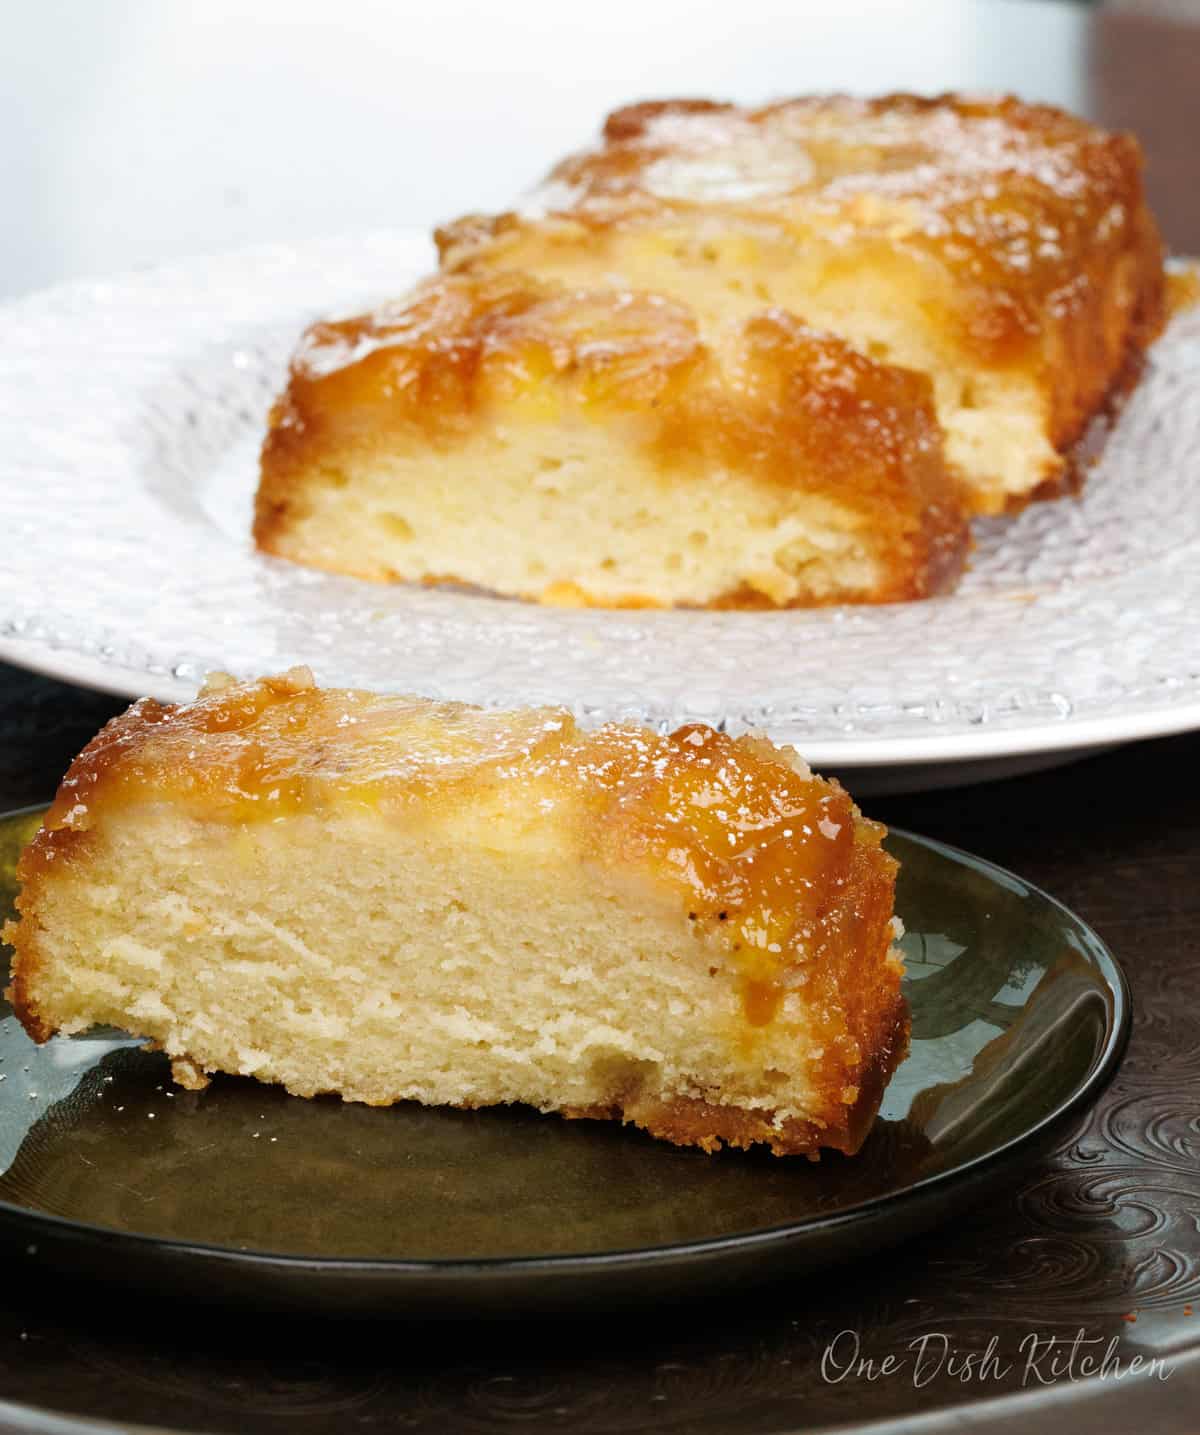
[436, 93, 1166, 478]
[7, 672, 906, 1153]
[1167, 266, 1200, 317]
[256, 272, 968, 604]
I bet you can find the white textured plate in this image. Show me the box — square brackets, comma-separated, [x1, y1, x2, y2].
[1, 230, 1199, 790]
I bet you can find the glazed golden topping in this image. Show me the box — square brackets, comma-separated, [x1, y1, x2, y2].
[285, 272, 704, 432]
[551, 94, 1144, 287]
[40, 669, 570, 830]
[32, 672, 897, 1031]
[436, 93, 1163, 360]
[1167, 267, 1200, 317]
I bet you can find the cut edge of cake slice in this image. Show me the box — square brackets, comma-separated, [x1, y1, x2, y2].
[254, 271, 969, 608]
[5, 669, 909, 1159]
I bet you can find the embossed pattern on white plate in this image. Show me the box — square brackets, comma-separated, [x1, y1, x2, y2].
[0, 231, 1198, 758]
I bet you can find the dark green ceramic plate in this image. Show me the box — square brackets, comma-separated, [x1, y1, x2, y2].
[0, 805, 1127, 1318]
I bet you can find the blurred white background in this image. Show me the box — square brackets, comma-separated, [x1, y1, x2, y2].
[2, 0, 1090, 300]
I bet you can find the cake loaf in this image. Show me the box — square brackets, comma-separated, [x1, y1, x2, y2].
[5, 669, 909, 1157]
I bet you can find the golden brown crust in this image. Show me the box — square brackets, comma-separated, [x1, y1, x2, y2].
[1167, 266, 1200, 317]
[436, 91, 1166, 502]
[1022, 271, 1162, 510]
[255, 272, 968, 605]
[7, 674, 907, 1153]
[3, 951, 52, 1042]
[564, 988, 909, 1157]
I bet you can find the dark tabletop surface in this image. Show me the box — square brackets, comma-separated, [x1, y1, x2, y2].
[3, 1, 1200, 1431]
